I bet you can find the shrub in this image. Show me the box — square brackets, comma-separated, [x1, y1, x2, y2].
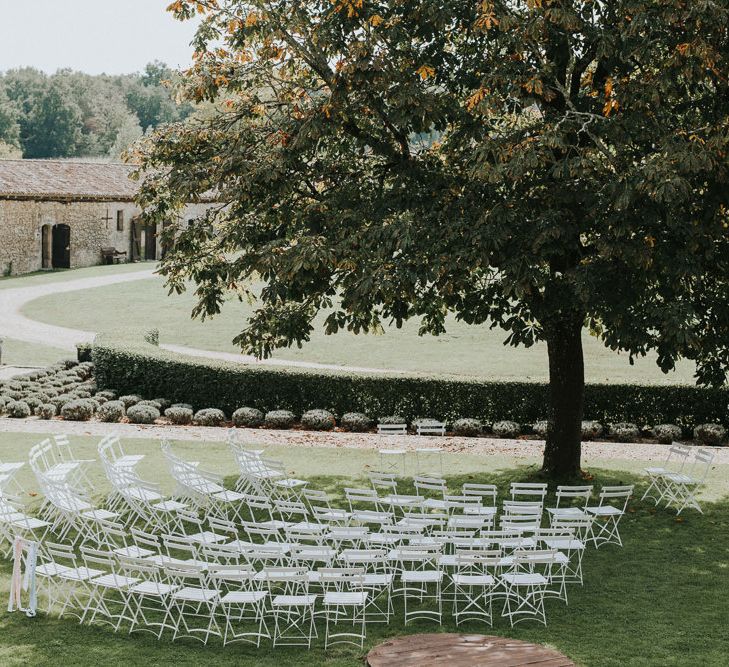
[581, 421, 604, 440]
[194, 408, 226, 427]
[265, 410, 296, 429]
[119, 394, 143, 409]
[232, 407, 264, 428]
[492, 420, 521, 438]
[50, 394, 74, 411]
[532, 420, 548, 438]
[301, 409, 336, 431]
[153, 397, 172, 411]
[137, 399, 162, 410]
[4, 390, 23, 401]
[171, 403, 193, 411]
[98, 400, 125, 423]
[694, 423, 726, 446]
[91, 331, 729, 429]
[165, 406, 193, 425]
[96, 390, 118, 401]
[76, 342, 93, 363]
[379, 415, 407, 425]
[61, 399, 95, 421]
[653, 423, 682, 444]
[61, 359, 79, 369]
[36, 403, 57, 420]
[0, 396, 12, 412]
[609, 422, 640, 442]
[340, 412, 372, 432]
[72, 390, 92, 399]
[6, 401, 31, 418]
[453, 417, 484, 437]
[24, 396, 44, 412]
[127, 404, 160, 424]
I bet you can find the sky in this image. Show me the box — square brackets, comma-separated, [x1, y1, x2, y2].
[0, 0, 200, 75]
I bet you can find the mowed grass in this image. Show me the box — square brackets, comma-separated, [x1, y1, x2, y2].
[0, 431, 727, 666]
[1, 338, 69, 368]
[21, 271, 697, 383]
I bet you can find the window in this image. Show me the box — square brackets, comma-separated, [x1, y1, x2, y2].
[116, 210, 124, 231]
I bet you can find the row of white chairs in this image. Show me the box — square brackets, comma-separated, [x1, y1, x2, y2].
[34, 526, 580, 644]
[0, 432, 641, 649]
[642, 444, 714, 514]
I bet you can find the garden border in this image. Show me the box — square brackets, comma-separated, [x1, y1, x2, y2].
[90, 329, 729, 433]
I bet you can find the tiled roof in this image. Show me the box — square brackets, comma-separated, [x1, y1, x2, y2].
[0, 159, 139, 201]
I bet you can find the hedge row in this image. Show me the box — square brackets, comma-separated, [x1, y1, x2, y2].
[91, 331, 729, 433]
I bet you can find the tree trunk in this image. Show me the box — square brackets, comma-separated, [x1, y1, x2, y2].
[542, 316, 584, 477]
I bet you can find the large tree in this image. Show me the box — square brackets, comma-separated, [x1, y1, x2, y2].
[135, 0, 729, 476]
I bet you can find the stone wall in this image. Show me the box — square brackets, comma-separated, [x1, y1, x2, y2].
[0, 199, 211, 276]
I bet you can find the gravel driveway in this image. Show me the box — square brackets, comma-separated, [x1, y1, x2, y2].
[2, 417, 728, 464]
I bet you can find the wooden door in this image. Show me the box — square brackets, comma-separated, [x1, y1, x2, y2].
[51, 224, 70, 269]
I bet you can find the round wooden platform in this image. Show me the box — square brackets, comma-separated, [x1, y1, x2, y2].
[366, 633, 575, 667]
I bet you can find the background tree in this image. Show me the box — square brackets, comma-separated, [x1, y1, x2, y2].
[135, 0, 729, 476]
[0, 64, 193, 159]
[22, 75, 83, 158]
[0, 88, 21, 157]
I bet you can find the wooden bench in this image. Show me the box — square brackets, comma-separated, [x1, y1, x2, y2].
[101, 247, 127, 264]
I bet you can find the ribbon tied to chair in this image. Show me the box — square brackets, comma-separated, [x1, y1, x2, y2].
[7, 535, 38, 617]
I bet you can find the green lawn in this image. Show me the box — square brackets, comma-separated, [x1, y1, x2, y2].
[0, 431, 727, 666]
[1, 338, 69, 368]
[21, 271, 697, 383]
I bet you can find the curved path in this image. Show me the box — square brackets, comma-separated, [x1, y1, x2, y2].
[0, 268, 156, 349]
[0, 267, 401, 374]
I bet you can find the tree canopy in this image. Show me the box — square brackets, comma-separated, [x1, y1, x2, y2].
[0, 62, 193, 159]
[136, 0, 729, 475]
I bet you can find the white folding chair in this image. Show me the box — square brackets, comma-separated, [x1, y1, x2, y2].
[79, 547, 140, 631]
[586, 485, 634, 548]
[208, 565, 270, 647]
[392, 545, 444, 625]
[546, 485, 593, 521]
[338, 549, 393, 623]
[118, 556, 179, 639]
[41, 541, 105, 620]
[501, 550, 552, 626]
[413, 476, 451, 512]
[320, 568, 369, 649]
[415, 447, 444, 477]
[641, 443, 690, 505]
[451, 550, 500, 626]
[378, 448, 407, 475]
[661, 448, 714, 514]
[163, 562, 222, 644]
[510, 482, 548, 504]
[264, 567, 318, 648]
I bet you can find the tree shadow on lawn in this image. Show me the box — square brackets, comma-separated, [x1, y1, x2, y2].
[0, 467, 727, 667]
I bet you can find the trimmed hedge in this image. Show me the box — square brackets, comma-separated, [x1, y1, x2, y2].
[91, 330, 729, 431]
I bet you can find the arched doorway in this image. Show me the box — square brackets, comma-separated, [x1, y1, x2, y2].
[41, 224, 52, 269]
[51, 224, 71, 269]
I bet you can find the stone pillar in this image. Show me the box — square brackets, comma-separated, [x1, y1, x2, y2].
[41, 224, 52, 269]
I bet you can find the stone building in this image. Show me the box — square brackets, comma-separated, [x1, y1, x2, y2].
[0, 159, 211, 276]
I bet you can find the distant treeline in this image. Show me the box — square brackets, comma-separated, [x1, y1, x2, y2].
[0, 61, 193, 160]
